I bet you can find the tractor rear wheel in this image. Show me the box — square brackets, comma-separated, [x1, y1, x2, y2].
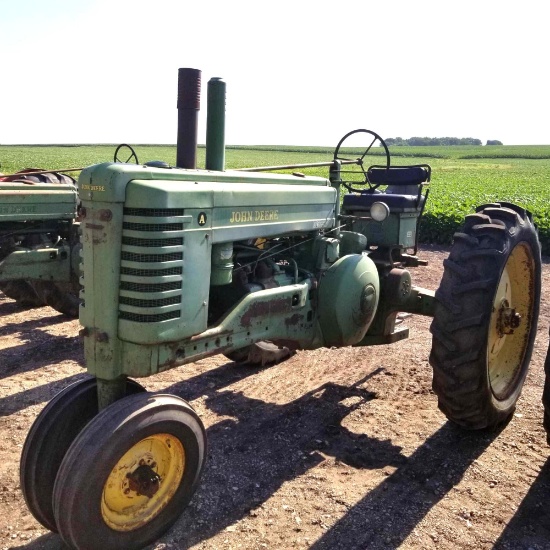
[32, 280, 80, 317]
[20, 377, 145, 532]
[53, 393, 207, 550]
[0, 280, 45, 308]
[430, 203, 541, 429]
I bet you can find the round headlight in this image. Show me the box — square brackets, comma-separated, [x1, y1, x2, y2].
[370, 201, 390, 222]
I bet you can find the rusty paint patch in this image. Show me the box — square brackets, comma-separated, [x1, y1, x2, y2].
[92, 235, 108, 245]
[284, 313, 304, 327]
[240, 297, 291, 328]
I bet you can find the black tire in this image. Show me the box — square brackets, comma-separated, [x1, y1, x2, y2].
[32, 280, 80, 317]
[0, 280, 45, 308]
[430, 203, 541, 429]
[20, 377, 145, 532]
[543, 329, 550, 445]
[53, 393, 207, 550]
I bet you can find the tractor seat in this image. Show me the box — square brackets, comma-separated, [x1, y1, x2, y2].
[342, 165, 430, 213]
[367, 165, 429, 187]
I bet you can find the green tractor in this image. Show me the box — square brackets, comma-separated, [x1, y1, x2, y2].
[0, 146, 143, 317]
[0, 169, 81, 316]
[20, 69, 542, 550]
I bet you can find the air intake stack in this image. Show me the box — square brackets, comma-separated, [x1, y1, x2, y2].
[176, 68, 201, 169]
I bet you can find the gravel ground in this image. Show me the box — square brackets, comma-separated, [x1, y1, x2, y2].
[1, 245, 549, 550]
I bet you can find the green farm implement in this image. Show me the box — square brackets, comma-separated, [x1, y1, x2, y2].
[19, 69, 542, 549]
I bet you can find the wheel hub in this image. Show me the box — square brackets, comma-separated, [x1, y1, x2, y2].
[126, 461, 161, 498]
[101, 434, 185, 532]
[496, 298, 522, 336]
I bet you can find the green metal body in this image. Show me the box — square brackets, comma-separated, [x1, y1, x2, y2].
[80, 163, 344, 380]
[205, 78, 226, 171]
[76, 72, 438, 406]
[0, 181, 79, 283]
[79, 159, 435, 390]
[353, 212, 418, 249]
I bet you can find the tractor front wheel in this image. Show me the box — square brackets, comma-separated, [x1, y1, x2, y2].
[53, 393, 207, 550]
[430, 203, 541, 429]
[20, 377, 145, 532]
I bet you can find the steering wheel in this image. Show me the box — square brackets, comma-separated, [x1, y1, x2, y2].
[333, 129, 390, 192]
[114, 144, 139, 165]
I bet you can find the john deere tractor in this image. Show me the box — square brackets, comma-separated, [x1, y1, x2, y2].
[0, 147, 142, 316]
[0, 169, 81, 315]
[19, 69, 542, 550]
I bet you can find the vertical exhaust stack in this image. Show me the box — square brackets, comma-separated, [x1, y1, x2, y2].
[205, 77, 226, 171]
[176, 68, 201, 169]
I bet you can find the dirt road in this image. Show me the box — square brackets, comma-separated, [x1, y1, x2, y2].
[1, 245, 549, 550]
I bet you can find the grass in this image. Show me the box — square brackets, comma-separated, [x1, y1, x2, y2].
[2, 143, 550, 254]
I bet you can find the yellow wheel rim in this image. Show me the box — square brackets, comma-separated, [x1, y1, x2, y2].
[487, 242, 536, 399]
[101, 434, 185, 532]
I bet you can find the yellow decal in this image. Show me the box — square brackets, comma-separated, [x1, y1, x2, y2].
[81, 184, 106, 192]
[230, 210, 279, 223]
[0, 205, 37, 214]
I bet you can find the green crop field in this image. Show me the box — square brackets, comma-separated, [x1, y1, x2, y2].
[1, 143, 549, 254]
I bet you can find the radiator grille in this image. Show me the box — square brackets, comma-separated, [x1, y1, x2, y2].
[119, 207, 185, 324]
[122, 236, 184, 247]
[120, 266, 183, 277]
[120, 281, 181, 293]
[119, 296, 181, 308]
[121, 251, 183, 263]
[124, 208, 184, 217]
[123, 221, 184, 232]
[119, 310, 181, 323]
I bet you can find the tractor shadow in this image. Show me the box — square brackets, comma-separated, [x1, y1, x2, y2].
[0, 372, 87, 417]
[308, 423, 504, 549]
[160, 364, 503, 549]
[492, 455, 550, 549]
[0, 332, 82, 380]
[0, 308, 68, 337]
[0, 321, 83, 416]
[12, 360, 504, 550]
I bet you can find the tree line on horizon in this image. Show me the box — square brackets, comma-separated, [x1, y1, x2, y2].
[385, 137, 503, 146]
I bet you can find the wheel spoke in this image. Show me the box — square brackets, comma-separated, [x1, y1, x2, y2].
[332, 129, 391, 192]
[114, 144, 139, 165]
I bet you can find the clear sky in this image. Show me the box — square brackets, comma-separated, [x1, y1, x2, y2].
[1, 0, 547, 146]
